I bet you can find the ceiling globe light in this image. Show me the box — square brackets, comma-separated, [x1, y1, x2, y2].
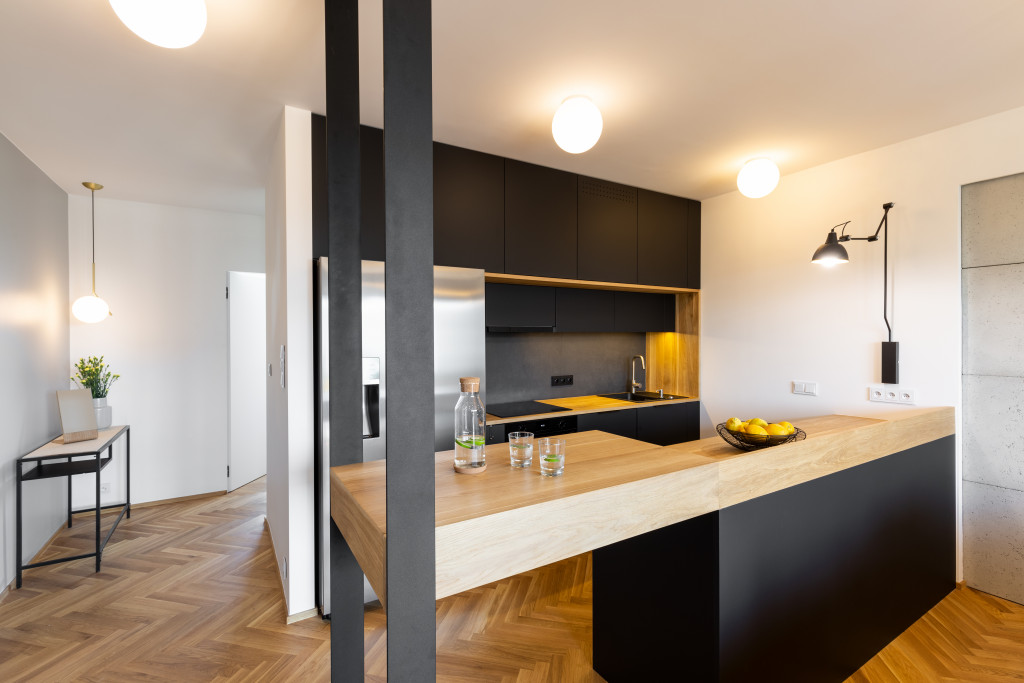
[73, 182, 112, 324]
[737, 158, 780, 198]
[72, 295, 112, 324]
[109, 0, 208, 49]
[552, 96, 603, 154]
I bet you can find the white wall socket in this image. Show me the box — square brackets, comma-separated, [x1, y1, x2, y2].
[868, 384, 917, 404]
[100, 483, 110, 494]
[792, 380, 818, 396]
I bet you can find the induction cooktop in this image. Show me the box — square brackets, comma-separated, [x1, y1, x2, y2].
[487, 400, 572, 418]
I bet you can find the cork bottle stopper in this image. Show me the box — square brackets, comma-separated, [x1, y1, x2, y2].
[460, 376, 480, 392]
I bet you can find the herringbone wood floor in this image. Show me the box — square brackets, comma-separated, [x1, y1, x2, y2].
[3, 478, 1024, 682]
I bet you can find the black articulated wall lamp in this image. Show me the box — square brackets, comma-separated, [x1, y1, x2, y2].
[811, 202, 899, 384]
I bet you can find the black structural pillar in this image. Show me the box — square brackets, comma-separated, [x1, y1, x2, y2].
[383, 0, 437, 679]
[325, 0, 365, 681]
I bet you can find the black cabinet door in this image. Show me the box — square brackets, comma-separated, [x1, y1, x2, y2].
[485, 283, 556, 331]
[504, 160, 577, 279]
[360, 126, 386, 262]
[613, 292, 674, 332]
[686, 200, 701, 289]
[578, 409, 637, 439]
[555, 287, 615, 332]
[434, 142, 505, 272]
[637, 189, 699, 288]
[578, 176, 638, 284]
[636, 402, 700, 447]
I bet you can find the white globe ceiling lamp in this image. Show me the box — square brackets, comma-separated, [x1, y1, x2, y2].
[109, 0, 208, 49]
[552, 96, 603, 154]
[72, 182, 112, 324]
[737, 158, 780, 198]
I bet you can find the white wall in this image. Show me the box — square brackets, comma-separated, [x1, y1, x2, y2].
[0, 133, 69, 591]
[68, 196, 263, 508]
[264, 105, 315, 617]
[701, 103, 1024, 581]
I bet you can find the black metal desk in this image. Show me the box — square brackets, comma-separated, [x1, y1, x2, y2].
[16, 425, 131, 588]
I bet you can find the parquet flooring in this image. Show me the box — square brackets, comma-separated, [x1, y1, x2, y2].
[3, 477, 1024, 682]
[0, 478, 330, 682]
[848, 585, 1024, 682]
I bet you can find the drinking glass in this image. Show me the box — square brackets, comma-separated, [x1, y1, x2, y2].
[538, 437, 566, 476]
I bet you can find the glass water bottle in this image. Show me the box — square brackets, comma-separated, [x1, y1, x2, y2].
[454, 376, 486, 474]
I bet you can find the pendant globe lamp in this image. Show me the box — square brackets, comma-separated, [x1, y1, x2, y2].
[72, 182, 112, 324]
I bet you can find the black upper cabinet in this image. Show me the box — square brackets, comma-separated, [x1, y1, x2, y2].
[360, 126, 386, 262]
[636, 402, 700, 446]
[555, 288, 615, 332]
[637, 188, 699, 289]
[578, 408, 637, 439]
[434, 143, 505, 272]
[577, 177, 638, 284]
[614, 292, 674, 332]
[686, 200, 701, 289]
[505, 160, 578, 279]
[485, 284, 556, 331]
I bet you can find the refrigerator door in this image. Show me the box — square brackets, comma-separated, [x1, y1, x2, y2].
[316, 259, 486, 614]
[433, 265, 486, 450]
[361, 261, 388, 462]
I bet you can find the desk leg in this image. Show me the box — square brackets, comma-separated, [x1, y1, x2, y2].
[16, 461, 23, 589]
[95, 449, 102, 572]
[67, 457, 72, 528]
[126, 427, 131, 519]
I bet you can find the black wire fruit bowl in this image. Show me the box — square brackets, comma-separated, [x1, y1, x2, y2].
[716, 423, 807, 451]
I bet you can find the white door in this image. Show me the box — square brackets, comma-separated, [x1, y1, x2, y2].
[227, 271, 267, 491]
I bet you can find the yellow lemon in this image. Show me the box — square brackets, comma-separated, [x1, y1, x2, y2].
[725, 417, 744, 432]
[778, 421, 795, 435]
[745, 424, 768, 436]
[747, 418, 768, 428]
[765, 423, 787, 436]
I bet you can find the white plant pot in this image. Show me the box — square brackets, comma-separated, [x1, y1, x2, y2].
[93, 397, 112, 430]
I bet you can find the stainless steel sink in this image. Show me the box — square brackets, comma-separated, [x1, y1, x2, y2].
[598, 391, 687, 402]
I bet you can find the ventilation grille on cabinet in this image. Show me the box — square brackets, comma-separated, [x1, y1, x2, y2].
[580, 178, 636, 204]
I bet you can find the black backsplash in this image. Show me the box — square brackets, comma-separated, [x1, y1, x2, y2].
[486, 332, 647, 404]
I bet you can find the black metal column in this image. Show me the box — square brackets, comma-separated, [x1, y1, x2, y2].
[325, 0, 365, 681]
[383, 0, 436, 679]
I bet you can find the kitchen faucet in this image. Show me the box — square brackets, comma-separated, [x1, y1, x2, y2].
[630, 355, 646, 392]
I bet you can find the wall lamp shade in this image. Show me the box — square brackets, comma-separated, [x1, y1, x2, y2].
[810, 229, 850, 267]
[109, 0, 207, 49]
[737, 158, 780, 198]
[73, 182, 111, 324]
[552, 96, 603, 154]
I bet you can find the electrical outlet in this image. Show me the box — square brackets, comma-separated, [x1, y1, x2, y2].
[869, 384, 917, 404]
[792, 380, 818, 396]
[100, 483, 110, 495]
[551, 374, 574, 387]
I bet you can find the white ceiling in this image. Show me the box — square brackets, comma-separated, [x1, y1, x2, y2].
[3, 0, 1024, 215]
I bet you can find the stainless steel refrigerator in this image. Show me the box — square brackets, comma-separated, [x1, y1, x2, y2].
[314, 258, 486, 614]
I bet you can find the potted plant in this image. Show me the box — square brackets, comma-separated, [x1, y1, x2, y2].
[72, 355, 120, 429]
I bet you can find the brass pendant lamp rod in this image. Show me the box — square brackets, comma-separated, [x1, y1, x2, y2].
[82, 181, 103, 295]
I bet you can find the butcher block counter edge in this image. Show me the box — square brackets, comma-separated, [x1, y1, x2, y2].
[330, 406, 953, 600]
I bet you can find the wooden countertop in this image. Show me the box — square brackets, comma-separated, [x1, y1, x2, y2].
[330, 406, 954, 602]
[485, 393, 699, 425]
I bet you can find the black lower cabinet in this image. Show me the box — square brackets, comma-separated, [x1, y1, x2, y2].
[577, 409, 636, 439]
[592, 435, 956, 682]
[635, 401, 699, 446]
